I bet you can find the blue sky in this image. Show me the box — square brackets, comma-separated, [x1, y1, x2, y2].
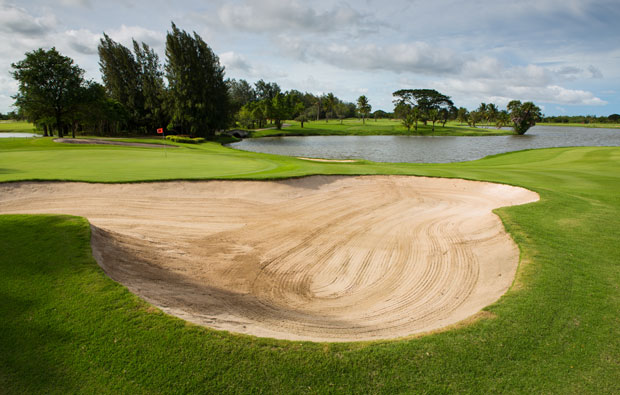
[1, 0, 619, 116]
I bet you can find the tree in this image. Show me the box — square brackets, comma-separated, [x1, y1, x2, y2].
[486, 103, 498, 125]
[98, 34, 143, 130]
[468, 110, 481, 127]
[373, 110, 388, 121]
[399, 105, 420, 132]
[456, 107, 469, 124]
[439, 107, 453, 127]
[11, 47, 85, 138]
[394, 101, 411, 120]
[357, 95, 371, 124]
[392, 89, 453, 125]
[507, 100, 542, 135]
[270, 93, 291, 130]
[165, 23, 230, 137]
[133, 40, 167, 132]
[428, 109, 439, 131]
[255, 80, 281, 101]
[228, 78, 256, 113]
[324, 93, 336, 123]
[495, 110, 510, 129]
[477, 103, 488, 125]
[334, 102, 349, 124]
[608, 114, 620, 123]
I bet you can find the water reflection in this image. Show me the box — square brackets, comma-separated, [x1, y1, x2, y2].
[230, 126, 620, 163]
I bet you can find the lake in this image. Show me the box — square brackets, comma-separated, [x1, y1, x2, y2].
[229, 126, 620, 163]
[0, 133, 40, 138]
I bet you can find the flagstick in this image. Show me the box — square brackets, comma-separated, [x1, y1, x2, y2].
[163, 130, 167, 158]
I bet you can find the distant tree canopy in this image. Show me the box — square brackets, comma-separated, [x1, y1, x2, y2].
[11, 47, 85, 138]
[392, 89, 454, 124]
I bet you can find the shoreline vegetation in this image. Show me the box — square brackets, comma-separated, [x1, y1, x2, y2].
[3, 120, 619, 142]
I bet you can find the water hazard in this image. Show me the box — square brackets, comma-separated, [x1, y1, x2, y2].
[0, 133, 40, 138]
[230, 126, 620, 163]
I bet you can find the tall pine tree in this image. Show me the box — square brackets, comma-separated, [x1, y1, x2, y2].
[98, 34, 143, 130]
[165, 23, 230, 137]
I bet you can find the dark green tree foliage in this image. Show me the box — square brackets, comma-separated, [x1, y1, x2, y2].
[323, 93, 336, 123]
[495, 110, 510, 129]
[373, 110, 388, 120]
[133, 40, 167, 131]
[392, 89, 454, 125]
[357, 95, 371, 124]
[456, 107, 469, 124]
[507, 100, 542, 135]
[271, 93, 292, 130]
[165, 23, 230, 137]
[11, 47, 84, 138]
[228, 79, 257, 113]
[254, 80, 281, 101]
[608, 114, 620, 123]
[98, 34, 143, 130]
[73, 82, 128, 136]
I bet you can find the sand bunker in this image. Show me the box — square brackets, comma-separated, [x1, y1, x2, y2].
[0, 176, 538, 342]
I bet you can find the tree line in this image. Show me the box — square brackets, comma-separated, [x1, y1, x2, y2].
[10, 23, 231, 138]
[230, 80, 375, 130]
[9, 22, 377, 138]
[541, 114, 620, 124]
[8, 22, 612, 137]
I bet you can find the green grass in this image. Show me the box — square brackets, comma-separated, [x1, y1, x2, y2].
[1, 137, 620, 393]
[252, 118, 514, 137]
[0, 121, 38, 133]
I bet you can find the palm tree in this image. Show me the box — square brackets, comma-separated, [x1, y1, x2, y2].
[469, 110, 481, 127]
[456, 107, 469, 125]
[486, 103, 498, 125]
[324, 93, 336, 123]
[477, 103, 488, 125]
[429, 109, 439, 132]
[495, 110, 510, 129]
[356, 95, 371, 125]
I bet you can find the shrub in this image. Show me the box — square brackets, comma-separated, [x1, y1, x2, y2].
[165, 135, 205, 144]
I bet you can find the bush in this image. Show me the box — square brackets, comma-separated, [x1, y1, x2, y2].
[165, 135, 205, 144]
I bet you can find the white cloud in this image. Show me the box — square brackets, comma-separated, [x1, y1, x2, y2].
[220, 51, 251, 73]
[0, 3, 56, 36]
[280, 40, 463, 75]
[106, 25, 164, 49]
[217, 0, 379, 35]
[59, 0, 91, 7]
[63, 29, 100, 54]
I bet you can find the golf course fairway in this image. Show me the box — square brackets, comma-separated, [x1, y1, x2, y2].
[1, 137, 619, 393]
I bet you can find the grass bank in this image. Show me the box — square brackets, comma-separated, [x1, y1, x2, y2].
[1, 137, 619, 393]
[0, 121, 38, 133]
[251, 119, 514, 137]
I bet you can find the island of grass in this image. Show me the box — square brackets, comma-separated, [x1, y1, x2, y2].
[249, 118, 515, 138]
[1, 137, 619, 393]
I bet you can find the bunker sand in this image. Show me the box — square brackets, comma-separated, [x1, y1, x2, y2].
[0, 176, 538, 341]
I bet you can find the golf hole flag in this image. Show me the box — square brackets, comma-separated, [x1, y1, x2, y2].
[157, 128, 164, 134]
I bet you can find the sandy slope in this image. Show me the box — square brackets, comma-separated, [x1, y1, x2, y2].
[0, 176, 538, 341]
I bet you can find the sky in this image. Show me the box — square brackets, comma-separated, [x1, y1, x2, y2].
[1, 0, 619, 116]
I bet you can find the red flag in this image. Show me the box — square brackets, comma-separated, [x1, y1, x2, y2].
[157, 128, 164, 134]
